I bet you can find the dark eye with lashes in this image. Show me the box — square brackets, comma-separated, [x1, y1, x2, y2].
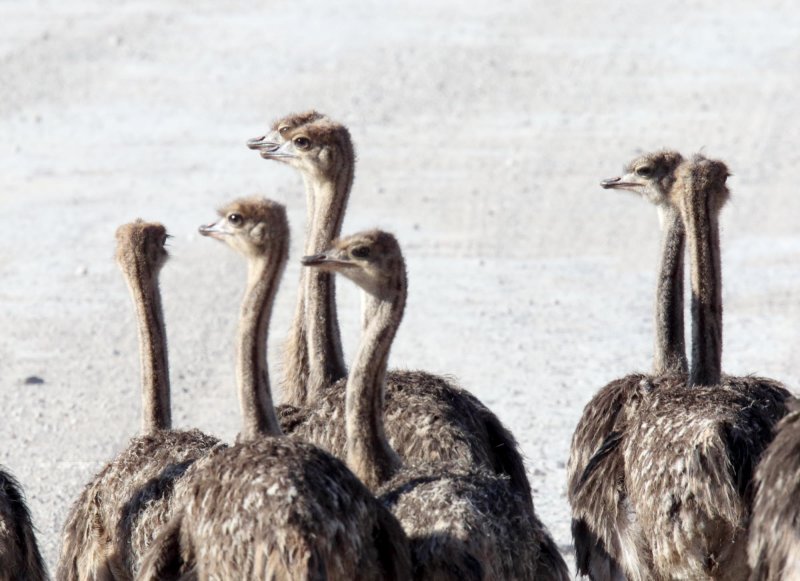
[351, 246, 370, 259]
[636, 166, 653, 177]
[293, 136, 311, 149]
[227, 213, 243, 225]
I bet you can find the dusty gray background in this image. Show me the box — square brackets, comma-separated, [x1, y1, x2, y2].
[2, 0, 799, 571]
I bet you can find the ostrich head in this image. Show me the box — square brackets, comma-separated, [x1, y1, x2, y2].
[601, 150, 684, 206]
[115, 220, 170, 278]
[246, 110, 326, 151]
[247, 116, 354, 181]
[672, 154, 731, 215]
[199, 197, 289, 259]
[302, 230, 404, 299]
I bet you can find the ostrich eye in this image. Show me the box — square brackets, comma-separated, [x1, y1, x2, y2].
[293, 136, 311, 149]
[279, 126, 290, 135]
[636, 166, 653, 177]
[351, 246, 371, 259]
[227, 213, 243, 226]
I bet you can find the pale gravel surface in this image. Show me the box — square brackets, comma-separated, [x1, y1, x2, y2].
[2, 0, 799, 572]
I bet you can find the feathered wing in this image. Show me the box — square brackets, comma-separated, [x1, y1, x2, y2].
[56, 430, 220, 580]
[567, 373, 656, 579]
[623, 376, 792, 579]
[0, 469, 47, 581]
[747, 402, 800, 580]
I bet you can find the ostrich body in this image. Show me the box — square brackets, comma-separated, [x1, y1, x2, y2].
[570, 155, 792, 579]
[303, 230, 569, 581]
[568, 151, 688, 578]
[748, 399, 800, 580]
[56, 221, 221, 580]
[249, 113, 533, 508]
[138, 438, 411, 580]
[137, 199, 411, 580]
[0, 468, 47, 580]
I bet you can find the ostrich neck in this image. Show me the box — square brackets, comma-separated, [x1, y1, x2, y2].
[346, 288, 404, 491]
[684, 185, 723, 387]
[279, 173, 317, 407]
[237, 250, 286, 440]
[653, 205, 687, 375]
[306, 164, 353, 401]
[126, 264, 171, 434]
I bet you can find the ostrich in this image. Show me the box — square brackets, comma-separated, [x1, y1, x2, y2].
[249, 112, 351, 400]
[0, 468, 47, 580]
[570, 154, 792, 579]
[302, 229, 569, 581]
[136, 198, 412, 580]
[748, 399, 800, 580]
[247, 110, 327, 407]
[568, 150, 687, 578]
[248, 113, 534, 509]
[56, 221, 221, 580]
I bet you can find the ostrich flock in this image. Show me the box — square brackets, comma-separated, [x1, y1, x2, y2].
[1, 111, 798, 581]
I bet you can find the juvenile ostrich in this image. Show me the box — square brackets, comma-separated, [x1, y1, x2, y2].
[748, 399, 800, 580]
[303, 230, 569, 581]
[248, 113, 534, 509]
[137, 198, 411, 580]
[56, 221, 220, 580]
[568, 150, 687, 578]
[570, 155, 792, 579]
[0, 468, 47, 580]
[249, 113, 351, 400]
[248, 110, 326, 406]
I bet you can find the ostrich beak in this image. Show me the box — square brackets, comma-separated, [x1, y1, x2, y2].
[600, 175, 641, 190]
[246, 135, 281, 152]
[198, 220, 230, 240]
[256, 140, 297, 160]
[302, 253, 332, 266]
[301, 253, 353, 269]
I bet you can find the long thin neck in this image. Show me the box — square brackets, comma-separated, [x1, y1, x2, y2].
[346, 284, 405, 491]
[237, 251, 286, 440]
[683, 178, 723, 387]
[279, 173, 316, 407]
[126, 264, 171, 434]
[306, 162, 353, 401]
[653, 205, 688, 375]
[280, 294, 309, 407]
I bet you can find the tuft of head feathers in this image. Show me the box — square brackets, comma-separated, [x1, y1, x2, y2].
[681, 154, 730, 210]
[115, 220, 169, 276]
[271, 110, 327, 133]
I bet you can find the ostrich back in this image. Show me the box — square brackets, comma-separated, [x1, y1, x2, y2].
[570, 373, 791, 580]
[278, 369, 532, 509]
[138, 438, 412, 580]
[379, 464, 569, 581]
[56, 429, 221, 580]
